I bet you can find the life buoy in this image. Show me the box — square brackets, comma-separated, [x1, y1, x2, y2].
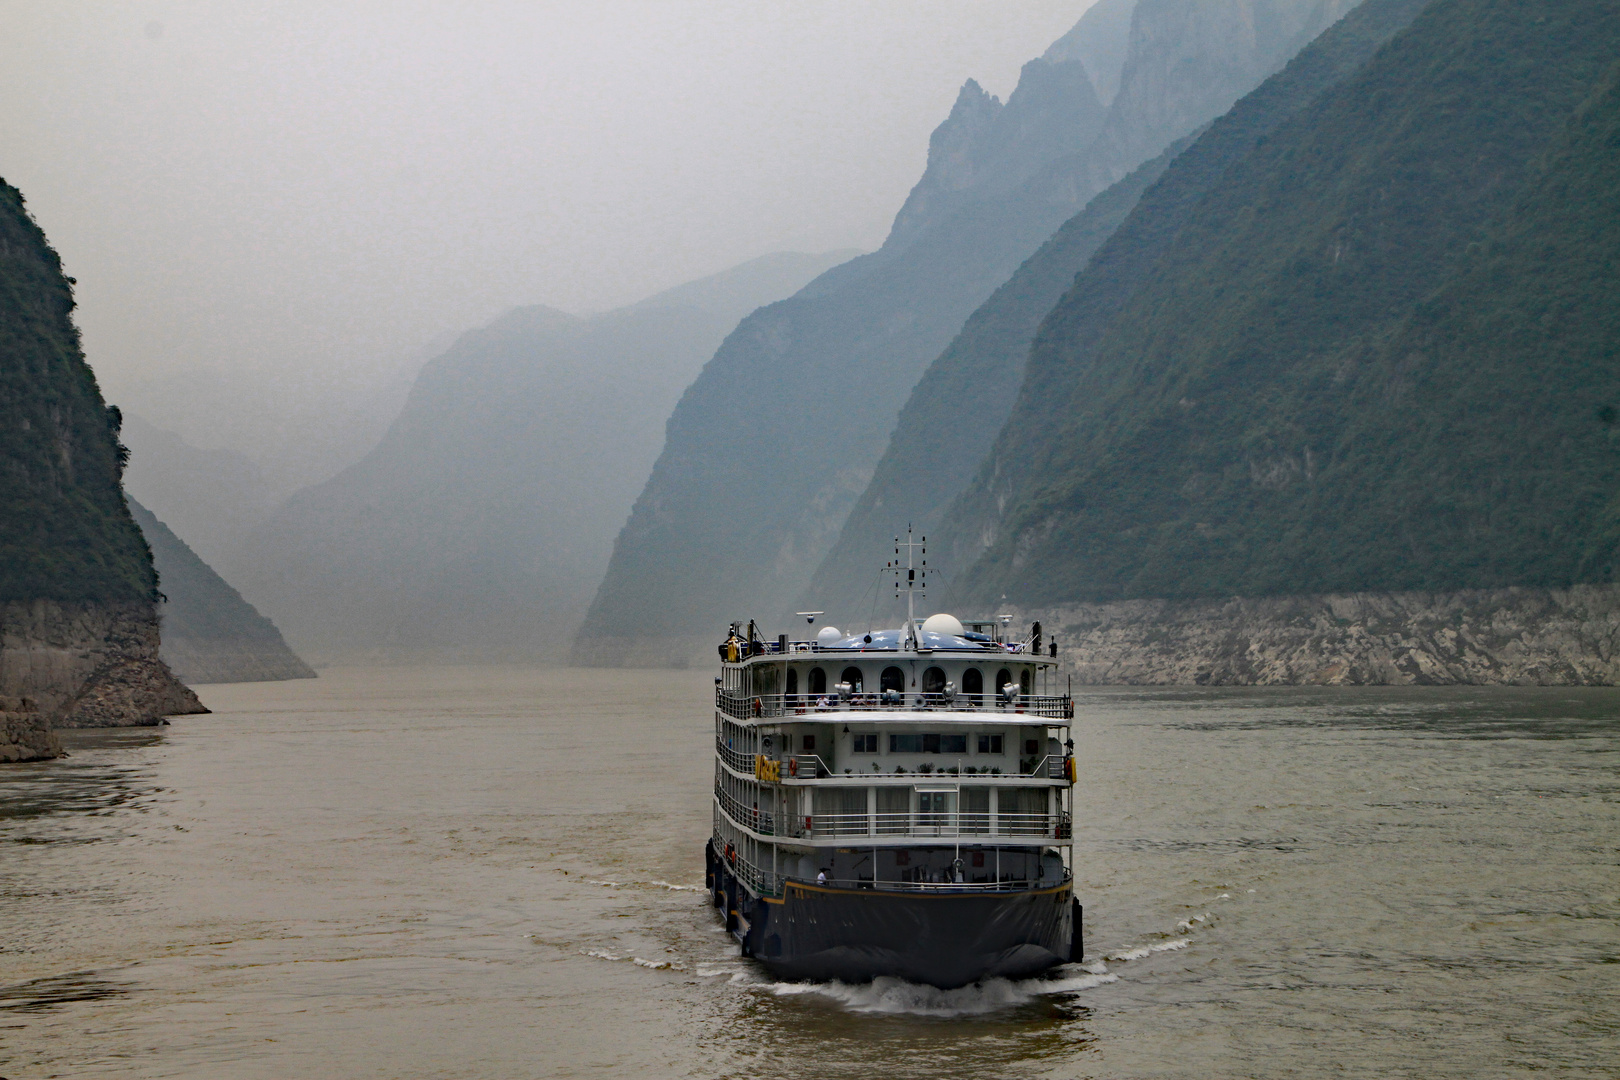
[753, 697, 762, 717]
[725, 843, 736, 865]
[803, 815, 812, 833]
[1064, 756, 1077, 784]
[789, 758, 798, 778]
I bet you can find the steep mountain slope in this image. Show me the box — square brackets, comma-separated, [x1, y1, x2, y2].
[129, 498, 314, 684]
[235, 251, 851, 663]
[804, 0, 1432, 627]
[948, 0, 1620, 607]
[121, 413, 279, 570]
[575, 0, 1359, 665]
[0, 178, 202, 748]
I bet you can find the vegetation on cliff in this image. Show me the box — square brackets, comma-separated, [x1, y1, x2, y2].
[808, 0, 1432, 623]
[0, 179, 155, 604]
[950, 0, 1620, 607]
[577, 0, 1356, 661]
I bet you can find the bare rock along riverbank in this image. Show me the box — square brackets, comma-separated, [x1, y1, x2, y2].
[1018, 585, 1620, 686]
[0, 601, 207, 740]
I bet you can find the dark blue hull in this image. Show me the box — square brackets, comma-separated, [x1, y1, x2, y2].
[706, 841, 1081, 988]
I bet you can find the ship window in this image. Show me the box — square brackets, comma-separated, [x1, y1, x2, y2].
[809, 667, 826, 695]
[940, 734, 967, 755]
[963, 667, 983, 705]
[1020, 668, 1032, 695]
[785, 668, 798, 701]
[841, 666, 863, 691]
[922, 733, 940, 754]
[971, 850, 985, 867]
[922, 667, 946, 695]
[890, 733, 918, 753]
[802, 734, 816, 752]
[977, 734, 1003, 754]
[852, 733, 878, 753]
[880, 667, 905, 693]
[1024, 739, 1039, 755]
[996, 668, 1012, 693]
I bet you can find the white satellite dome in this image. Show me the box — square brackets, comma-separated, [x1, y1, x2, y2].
[816, 626, 843, 644]
[920, 612, 965, 638]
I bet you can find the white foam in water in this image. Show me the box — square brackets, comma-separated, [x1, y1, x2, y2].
[583, 948, 620, 961]
[764, 968, 1118, 1017]
[651, 880, 703, 891]
[632, 957, 672, 970]
[1107, 939, 1190, 962]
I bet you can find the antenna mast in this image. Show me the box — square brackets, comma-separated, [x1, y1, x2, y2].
[888, 525, 927, 650]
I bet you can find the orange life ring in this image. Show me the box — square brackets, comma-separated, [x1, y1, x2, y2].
[753, 697, 762, 717]
[789, 758, 798, 778]
[725, 843, 735, 865]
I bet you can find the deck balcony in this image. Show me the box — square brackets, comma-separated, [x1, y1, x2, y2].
[716, 737, 1071, 783]
[715, 688, 1073, 722]
[714, 788, 1072, 843]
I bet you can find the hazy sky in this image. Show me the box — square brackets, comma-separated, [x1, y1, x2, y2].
[0, 1, 1094, 407]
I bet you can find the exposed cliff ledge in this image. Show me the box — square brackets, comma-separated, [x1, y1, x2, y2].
[1018, 585, 1620, 686]
[1, 704, 60, 763]
[1, 600, 207, 737]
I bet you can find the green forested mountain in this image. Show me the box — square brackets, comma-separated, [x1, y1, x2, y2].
[577, 0, 1359, 663]
[806, 0, 1431, 623]
[948, 0, 1620, 607]
[0, 179, 154, 604]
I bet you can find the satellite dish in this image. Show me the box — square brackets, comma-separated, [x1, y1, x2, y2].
[816, 626, 842, 645]
[920, 612, 965, 638]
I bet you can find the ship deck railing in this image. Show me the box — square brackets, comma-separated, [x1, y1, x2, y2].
[722, 849, 1071, 898]
[716, 789, 1072, 841]
[717, 739, 1071, 781]
[716, 688, 1074, 721]
[726, 639, 1040, 659]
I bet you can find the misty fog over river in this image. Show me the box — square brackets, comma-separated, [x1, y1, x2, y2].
[2, 671, 1613, 1078]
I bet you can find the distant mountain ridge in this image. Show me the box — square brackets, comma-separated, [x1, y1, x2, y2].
[575, 0, 1363, 665]
[129, 498, 314, 684]
[806, 0, 1431, 626]
[234, 250, 855, 664]
[944, 0, 1620, 609]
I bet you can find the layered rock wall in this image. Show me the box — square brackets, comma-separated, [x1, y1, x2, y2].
[1017, 585, 1620, 685]
[0, 600, 207, 735]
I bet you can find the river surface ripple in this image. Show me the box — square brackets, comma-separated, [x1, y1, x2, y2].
[1, 668, 1616, 1078]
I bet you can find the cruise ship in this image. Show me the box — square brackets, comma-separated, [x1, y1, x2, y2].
[704, 531, 1080, 988]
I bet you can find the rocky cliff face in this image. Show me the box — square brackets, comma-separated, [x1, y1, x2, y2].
[0, 176, 205, 759]
[1018, 585, 1620, 685]
[0, 600, 204, 731]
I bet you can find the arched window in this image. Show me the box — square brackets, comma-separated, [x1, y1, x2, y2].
[809, 667, 826, 695]
[922, 667, 946, 697]
[881, 666, 905, 693]
[996, 668, 1012, 702]
[962, 667, 983, 705]
[841, 666, 864, 691]
[1019, 668, 1032, 696]
[786, 668, 799, 704]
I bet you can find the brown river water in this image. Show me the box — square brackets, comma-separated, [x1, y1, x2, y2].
[1, 666, 1616, 1079]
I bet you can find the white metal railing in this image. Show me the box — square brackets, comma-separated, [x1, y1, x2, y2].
[714, 740, 1071, 783]
[721, 639, 1039, 660]
[716, 689, 1073, 722]
[792, 810, 1072, 841]
[716, 786, 778, 836]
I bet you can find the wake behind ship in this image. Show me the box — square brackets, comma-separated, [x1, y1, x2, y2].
[706, 531, 1080, 988]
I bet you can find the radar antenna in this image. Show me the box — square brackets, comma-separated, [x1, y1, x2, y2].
[887, 525, 927, 651]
